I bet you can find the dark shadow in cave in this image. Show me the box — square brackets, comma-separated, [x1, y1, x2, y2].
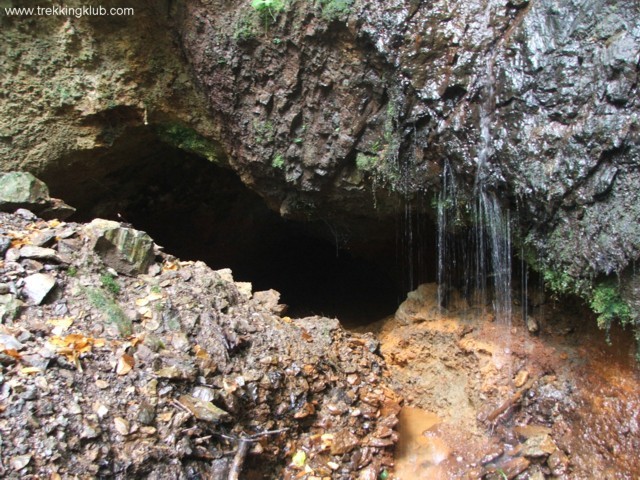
[55, 138, 411, 325]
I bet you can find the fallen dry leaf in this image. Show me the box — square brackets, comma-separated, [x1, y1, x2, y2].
[47, 316, 74, 335]
[157, 411, 174, 422]
[194, 345, 210, 360]
[49, 334, 105, 371]
[116, 354, 135, 375]
[162, 261, 179, 271]
[300, 329, 312, 342]
[2, 349, 22, 360]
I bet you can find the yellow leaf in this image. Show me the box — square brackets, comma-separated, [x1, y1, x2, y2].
[194, 344, 209, 360]
[77, 344, 93, 354]
[47, 317, 74, 335]
[49, 334, 104, 361]
[291, 450, 306, 468]
[48, 336, 68, 348]
[20, 367, 43, 375]
[10, 238, 29, 248]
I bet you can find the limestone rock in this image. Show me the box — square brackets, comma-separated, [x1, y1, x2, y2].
[84, 219, 155, 275]
[522, 434, 557, 458]
[178, 394, 230, 423]
[547, 449, 570, 475]
[23, 273, 56, 305]
[0, 236, 11, 256]
[329, 429, 360, 455]
[253, 289, 288, 315]
[235, 282, 252, 300]
[526, 315, 540, 334]
[19, 246, 61, 263]
[0, 172, 50, 212]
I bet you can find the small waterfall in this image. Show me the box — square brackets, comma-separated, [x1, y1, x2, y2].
[475, 191, 512, 323]
[473, 53, 513, 325]
[436, 20, 513, 325]
[521, 248, 529, 322]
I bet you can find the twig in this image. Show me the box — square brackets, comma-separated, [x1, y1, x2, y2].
[223, 428, 289, 480]
[483, 378, 536, 423]
[171, 399, 193, 416]
[195, 435, 213, 444]
[228, 439, 251, 480]
[246, 427, 289, 440]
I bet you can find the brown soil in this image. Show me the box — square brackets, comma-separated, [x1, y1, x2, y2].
[355, 283, 640, 479]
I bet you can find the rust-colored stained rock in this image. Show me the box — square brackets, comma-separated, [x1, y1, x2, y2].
[330, 429, 360, 455]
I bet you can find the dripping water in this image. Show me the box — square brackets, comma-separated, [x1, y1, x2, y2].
[471, 12, 513, 325]
[437, 160, 457, 309]
[436, 56, 514, 324]
[397, 124, 429, 294]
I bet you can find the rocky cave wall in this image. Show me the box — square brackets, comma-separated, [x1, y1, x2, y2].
[176, 0, 640, 318]
[1, 0, 640, 323]
[0, 0, 224, 193]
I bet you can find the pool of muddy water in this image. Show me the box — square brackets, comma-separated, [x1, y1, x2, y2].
[355, 284, 640, 479]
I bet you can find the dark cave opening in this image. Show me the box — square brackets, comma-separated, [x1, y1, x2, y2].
[48, 135, 436, 324]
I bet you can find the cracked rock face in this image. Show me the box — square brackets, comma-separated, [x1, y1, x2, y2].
[178, 0, 640, 287]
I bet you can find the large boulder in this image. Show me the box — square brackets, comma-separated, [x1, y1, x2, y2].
[84, 219, 155, 275]
[0, 172, 50, 212]
[0, 172, 76, 219]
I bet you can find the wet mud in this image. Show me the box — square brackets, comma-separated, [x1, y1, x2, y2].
[355, 283, 640, 479]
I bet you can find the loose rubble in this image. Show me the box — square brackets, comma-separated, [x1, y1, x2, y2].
[0, 206, 399, 479]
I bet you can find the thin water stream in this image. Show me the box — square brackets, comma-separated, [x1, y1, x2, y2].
[436, 0, 515, 328]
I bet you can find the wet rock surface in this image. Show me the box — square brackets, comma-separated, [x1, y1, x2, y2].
[176, 0, 640, 288]
[0, 210, 398, 479]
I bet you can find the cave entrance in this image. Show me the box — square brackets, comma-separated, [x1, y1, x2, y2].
[45, 131, 428, 324]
